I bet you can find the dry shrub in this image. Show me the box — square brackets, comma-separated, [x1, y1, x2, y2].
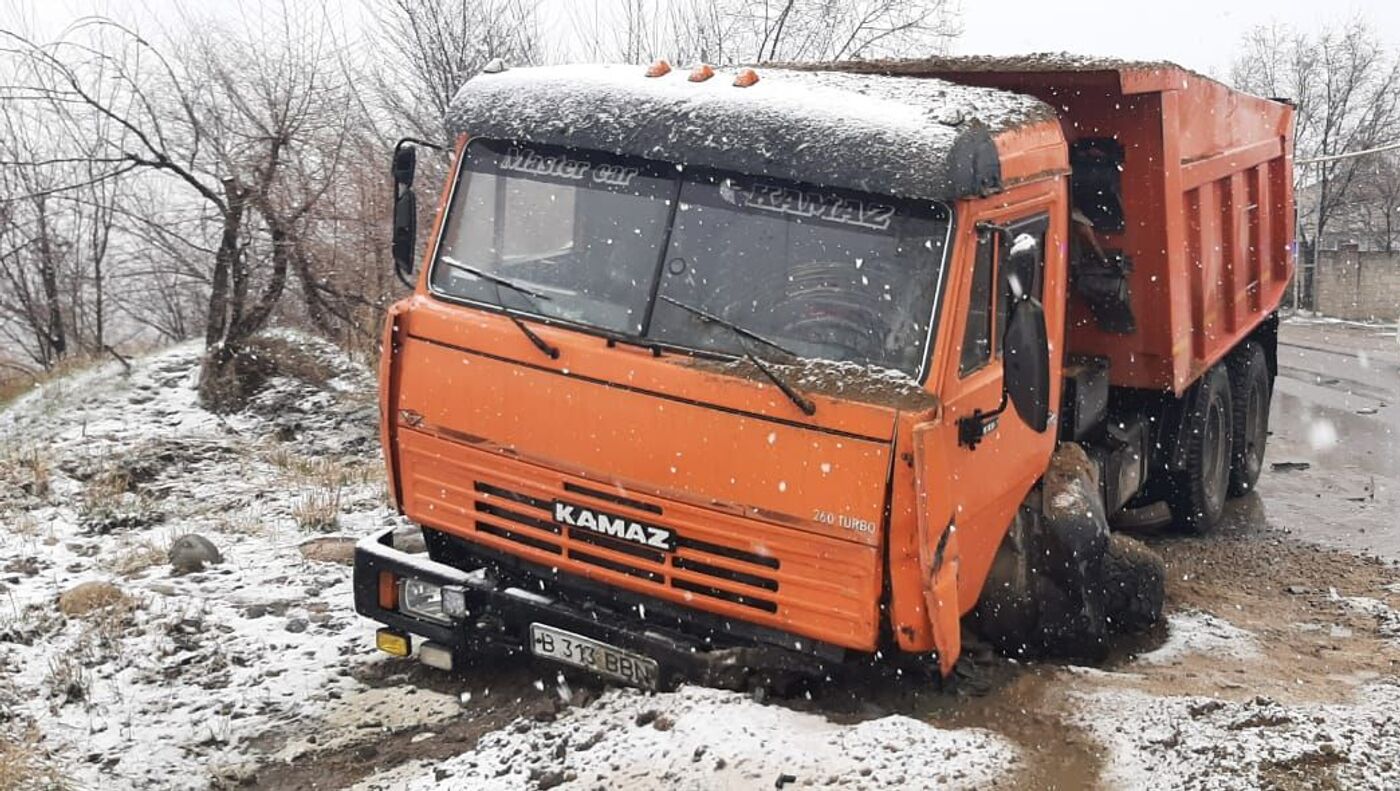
[57, 581, 130, 618]
[0, 726, 66, 791]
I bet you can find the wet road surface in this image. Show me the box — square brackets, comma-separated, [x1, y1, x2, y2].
[1264, 319, 1400, 561]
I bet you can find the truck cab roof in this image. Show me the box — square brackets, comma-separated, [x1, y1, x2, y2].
[446, 63, 1057, 202]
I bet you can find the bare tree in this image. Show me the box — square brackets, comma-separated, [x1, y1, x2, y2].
[0, 110, 72, 369]
[566, 0, 958, 66]
[2, 5, 361, 407]
[371, 0, 541, 140]
[1350, 152, 1400, 252]
[1232, 19, 1400, 274]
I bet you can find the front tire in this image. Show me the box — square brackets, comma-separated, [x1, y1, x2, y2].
[1227, 341, 1271, 496]
[1167, 365, 1233, 533]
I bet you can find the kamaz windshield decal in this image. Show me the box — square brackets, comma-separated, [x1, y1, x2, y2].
[718, 178, 895, 231]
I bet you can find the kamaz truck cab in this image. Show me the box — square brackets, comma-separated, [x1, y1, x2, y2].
[355, 57, 1294, 688]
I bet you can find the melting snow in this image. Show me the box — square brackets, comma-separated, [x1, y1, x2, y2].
[1134, 610, 1262, 666]
[352, 685, 1018, 790]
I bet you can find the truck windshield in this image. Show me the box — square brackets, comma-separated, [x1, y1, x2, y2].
[430, 140, 950, 378]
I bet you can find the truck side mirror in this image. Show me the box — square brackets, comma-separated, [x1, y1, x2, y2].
[391, 143, 419, 285]
[1002, 234, 1050, 432]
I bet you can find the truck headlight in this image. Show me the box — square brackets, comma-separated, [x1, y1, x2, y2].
[399, 578, 449, 624]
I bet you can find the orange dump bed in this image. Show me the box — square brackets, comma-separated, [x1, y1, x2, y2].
[837, 57, 1296, 394]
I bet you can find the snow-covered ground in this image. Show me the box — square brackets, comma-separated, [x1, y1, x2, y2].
[0, 337, 392, 788]
[355, 685, 1017, 790]
[4, 334, 1400, 790]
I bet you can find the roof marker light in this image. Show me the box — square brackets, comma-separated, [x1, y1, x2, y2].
[481, 58, 507, 74]
[688, 64, 715, 82]
[645, 59, 671, 78]
[733, 68, 760, 87]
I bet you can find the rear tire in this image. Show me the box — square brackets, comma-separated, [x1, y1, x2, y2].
[1167, 365, 1233, 533]
[1226, 341, 1271, 497]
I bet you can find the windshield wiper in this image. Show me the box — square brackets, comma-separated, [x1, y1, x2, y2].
[441, 255, 559, 359]
[658, 295, 815, 416]
[744, 351, 817, 416]
[440, 255, 553, 302]
[658, 295, 796, 358]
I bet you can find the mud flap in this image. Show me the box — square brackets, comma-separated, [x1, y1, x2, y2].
[913, 421, 962, 677]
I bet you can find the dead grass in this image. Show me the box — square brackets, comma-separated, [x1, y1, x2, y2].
[215, 508, 266, 536]
[112, 539, 166, 576]
[264, 446, 376, 488]
[292, 486, 342, 532]
[0, 444, 52, 502]
[0, 726, 66, 791]
[43, 653, 89, 707]
[0, 352, 109, 412]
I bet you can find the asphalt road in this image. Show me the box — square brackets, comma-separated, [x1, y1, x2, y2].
[1257, 319, 1400, 561]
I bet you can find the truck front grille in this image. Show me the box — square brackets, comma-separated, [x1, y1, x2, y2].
[471, 481, 780, 613]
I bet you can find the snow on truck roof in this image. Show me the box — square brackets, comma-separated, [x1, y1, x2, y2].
[446, 63, 1055, 202]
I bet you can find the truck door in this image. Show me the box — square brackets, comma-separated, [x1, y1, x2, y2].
[921, 207, 1055, 644]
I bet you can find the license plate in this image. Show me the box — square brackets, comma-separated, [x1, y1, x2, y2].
[528, 623, 659, 689]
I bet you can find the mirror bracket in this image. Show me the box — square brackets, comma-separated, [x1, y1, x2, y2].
[958, 389, 1009, 450]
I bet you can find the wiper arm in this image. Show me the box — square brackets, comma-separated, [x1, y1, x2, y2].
[657, 295, 797, 359]
[510, 316, 559, 359]
[440, 255, 559, 359]
[745, 352, 816, 416]
[657, 295, 815, 416]
[440, 255, 553, 302]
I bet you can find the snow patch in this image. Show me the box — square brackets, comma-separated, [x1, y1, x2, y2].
[354, 685, 1018, 790]
[1135, 610, 1261, 666]
[1071, 683, 1400, 789]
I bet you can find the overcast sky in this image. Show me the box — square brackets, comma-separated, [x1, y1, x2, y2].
[955, 0, 1400, 77]
[9, 0, 1400, 79]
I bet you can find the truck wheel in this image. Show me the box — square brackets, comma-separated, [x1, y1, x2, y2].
[1227, 341, 1271, 496]
[1098, 533, 1165, 633]
[1167, 365, 1233, 533]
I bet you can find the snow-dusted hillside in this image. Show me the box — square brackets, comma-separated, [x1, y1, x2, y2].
[0, 336, 393, 787]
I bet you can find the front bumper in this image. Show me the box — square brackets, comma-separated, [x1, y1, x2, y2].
[352, 526, 831, 689]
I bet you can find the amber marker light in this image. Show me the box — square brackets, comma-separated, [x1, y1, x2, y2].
[378, 570, 398, 610]
[733, 68, 760, 87]
[688, 64, 715, 82]
[645, 59, 671, 77]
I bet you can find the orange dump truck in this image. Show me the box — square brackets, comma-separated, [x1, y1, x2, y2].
[355, 55, 1294, 687]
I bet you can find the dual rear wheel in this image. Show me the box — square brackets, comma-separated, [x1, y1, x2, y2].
[1167, 340, 1272, 533]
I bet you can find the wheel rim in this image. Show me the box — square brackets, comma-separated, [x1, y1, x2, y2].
[1203, 396, 1228, 513]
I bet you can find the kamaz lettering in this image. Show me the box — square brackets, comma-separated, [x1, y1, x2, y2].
[552, 501, 676, 551]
